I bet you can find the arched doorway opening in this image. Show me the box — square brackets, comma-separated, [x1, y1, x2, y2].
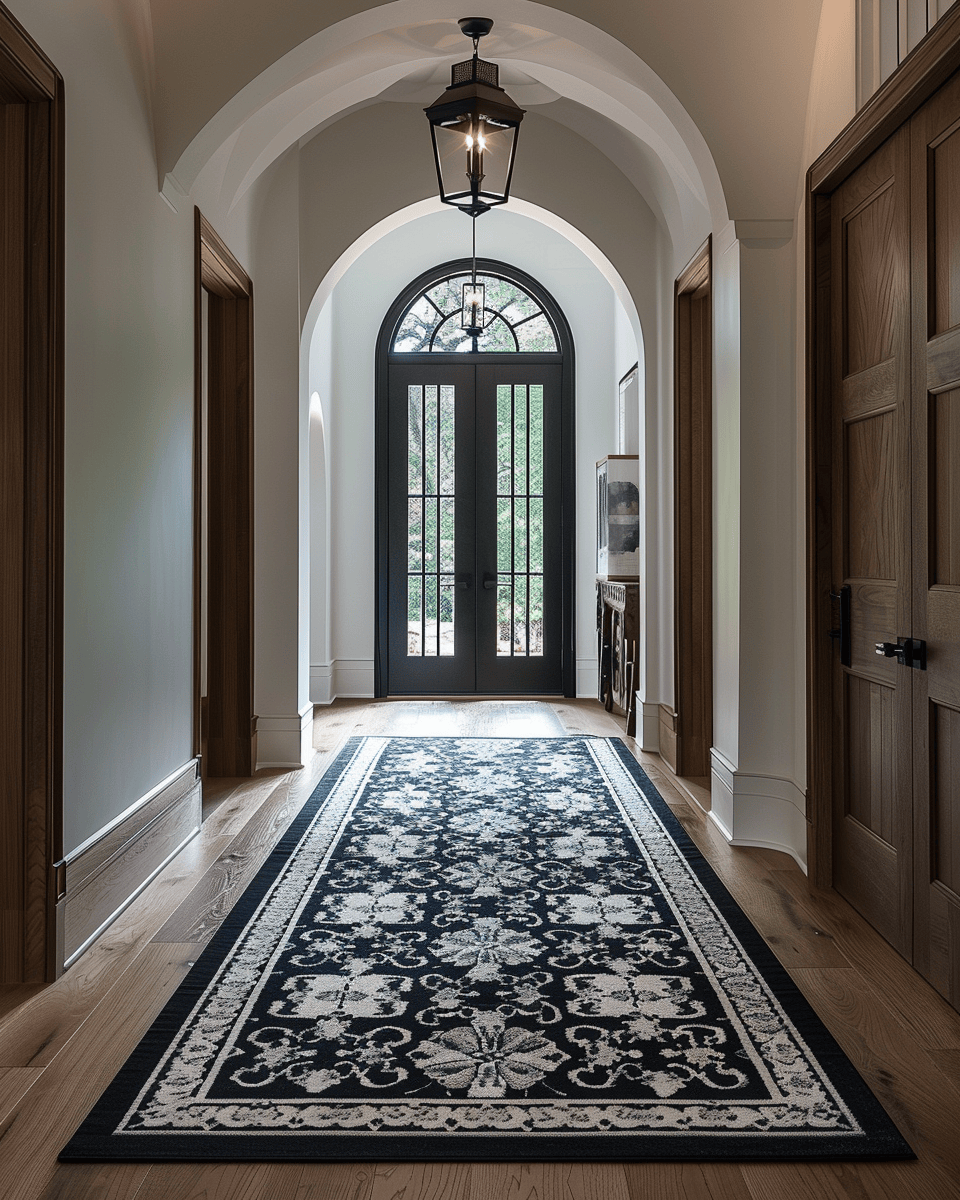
[375, 258, 575, 696]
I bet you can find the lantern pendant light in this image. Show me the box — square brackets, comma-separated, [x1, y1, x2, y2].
[424, 17, 525, 218]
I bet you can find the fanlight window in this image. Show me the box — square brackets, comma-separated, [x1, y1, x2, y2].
[392, 273, 559, 353]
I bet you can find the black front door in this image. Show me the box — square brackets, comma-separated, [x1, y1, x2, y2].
[387, 358, 564, 693]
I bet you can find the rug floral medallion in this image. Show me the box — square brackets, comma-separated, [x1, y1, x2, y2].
[61, 736, 911, 1161]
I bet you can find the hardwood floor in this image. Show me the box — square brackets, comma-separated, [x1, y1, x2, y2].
[1, 698, 959, 1199]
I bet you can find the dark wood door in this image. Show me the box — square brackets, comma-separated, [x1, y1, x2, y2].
[910, 75, 960, 1008]
[387, 359, 563, 693]
[830, 125, 914, 957]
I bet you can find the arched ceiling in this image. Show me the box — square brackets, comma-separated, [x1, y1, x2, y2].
[151, 0, 826, 224]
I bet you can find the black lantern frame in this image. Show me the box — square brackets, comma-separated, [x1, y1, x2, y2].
[424, 18, 525, 218]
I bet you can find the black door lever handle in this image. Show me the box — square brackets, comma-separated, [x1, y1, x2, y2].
[875, 637, 927, 670]
[483, 574, 496, 589]
[456, 574, 472, 591]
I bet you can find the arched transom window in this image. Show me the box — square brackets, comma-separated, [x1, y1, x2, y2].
[391, 272, 559, 353]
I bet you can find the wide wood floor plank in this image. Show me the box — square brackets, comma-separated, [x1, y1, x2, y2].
[0, 944, 196, 1200]
[36, 1164, 150, 1200]
[470, 1162, 618, 1200]
[0, 1066, 43, 1124]
[136, 1162, 303, 1200]
[622, 1163, 751, 1200]
[370, 1161, 470, 1200]
[151, 771, 313, 944]
[295, 1162, 377, 1200]
[774, 874, 960, 1050]
[789, 967, 960, 1190]
[741, 1160, 935, 1200]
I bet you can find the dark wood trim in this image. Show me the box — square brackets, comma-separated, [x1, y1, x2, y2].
[673, 237, 713, 780]
[194, 210, 256, 777]
[56, 759, 201, 969]
[0, 3, 63, 984]
[0, 5, 57, 100]
[810, 2, 960, 193]
[374, 258, 576, 698]
[805, 185, 835, 890]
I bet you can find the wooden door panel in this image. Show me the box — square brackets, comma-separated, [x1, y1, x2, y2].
[931, 117, 960, 336]
[843, 182, 900, 374]
[926, 700, 960, 1000]
[846, 674, 897, 844]
[927, 589, 960, 710]
[911, 71, 960, 1006]
[845, 412, 898, 578]
[931, 389, 960, 584]
[848, 580, 897, 680]
[932, 703, 960, 891]
[831, 125, 913, 958]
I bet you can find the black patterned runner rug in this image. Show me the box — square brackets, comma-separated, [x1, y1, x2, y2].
[61, 736, 912, 1162]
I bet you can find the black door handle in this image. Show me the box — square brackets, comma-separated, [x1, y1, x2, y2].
[875, 637, 927, 670]
[456, 574, 472, 591]
[483, 574, 496, 590]
[829, 585, 851, 668]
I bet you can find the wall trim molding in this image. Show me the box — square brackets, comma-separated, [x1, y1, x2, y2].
[256, 704, 315, 768]
[56, 759, 201, 972]
[310, 661, 334, 705]
[639, 702, 661, 753]
[709, 749, 808, 873]
[334, 659, 376, 699]
[575, 658, 598, 698]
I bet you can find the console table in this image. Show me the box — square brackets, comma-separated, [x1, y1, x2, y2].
[596, 579, 639, 736]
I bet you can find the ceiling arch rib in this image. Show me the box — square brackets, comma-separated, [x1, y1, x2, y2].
[172, 2, 727, 245]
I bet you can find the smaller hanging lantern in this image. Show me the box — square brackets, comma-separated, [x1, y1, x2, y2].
[461, 280, 486, 337]
[425, 17, 525, 218]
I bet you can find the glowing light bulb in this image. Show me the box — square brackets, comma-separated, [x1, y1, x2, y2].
[478, 135, 487, 151]
[465, 135, 474, 149]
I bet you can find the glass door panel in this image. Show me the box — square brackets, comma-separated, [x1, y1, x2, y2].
[388, 364, 476, 692]
[477, 363, 563, 692]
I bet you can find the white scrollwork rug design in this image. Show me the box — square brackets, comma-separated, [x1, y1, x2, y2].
[61, 737, 912, 1161]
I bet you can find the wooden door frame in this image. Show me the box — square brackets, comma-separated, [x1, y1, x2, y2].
[0, 3, 64, 983]
[194, 210, 256, 777]
[673, 237, 712, 778]
[374, 258, 576, 698]
[806, 7, 960, 887]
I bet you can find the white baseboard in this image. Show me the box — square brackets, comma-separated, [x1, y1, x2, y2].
[709, 749, 808, 873]
[310, 662, 334, 705]
[57, 759, 202, 971]
[639, 702, 660, 753]
[334, 659, 375, 699]
[576, 658, 597, 698]
[256, 703, 315, 768]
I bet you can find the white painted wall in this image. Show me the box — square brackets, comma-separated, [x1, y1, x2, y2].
[9, 0, 194, 854]
[249, 147, 313, 766]
[305, 206, 640, 702]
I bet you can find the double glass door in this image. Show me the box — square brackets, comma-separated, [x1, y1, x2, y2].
[387, 359, 563, 693]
